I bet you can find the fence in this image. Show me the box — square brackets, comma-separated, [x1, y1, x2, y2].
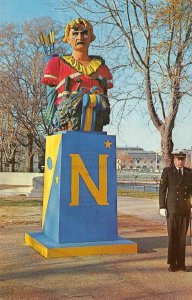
[117, 170, 161, 192]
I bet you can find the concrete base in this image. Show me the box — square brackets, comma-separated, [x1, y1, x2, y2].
[25, 232, 137, 258]
[27, 176, 44, 199]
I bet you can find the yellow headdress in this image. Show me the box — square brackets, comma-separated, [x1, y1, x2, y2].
[63, 18, 96, 43]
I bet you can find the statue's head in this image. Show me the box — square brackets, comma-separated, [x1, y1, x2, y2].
[63, 18, 95, 51]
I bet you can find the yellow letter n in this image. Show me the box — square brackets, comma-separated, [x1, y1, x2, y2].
[69, 154, 109, 206]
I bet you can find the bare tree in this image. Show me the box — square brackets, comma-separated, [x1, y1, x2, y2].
[51, 0, 192, 166]
[117, 150, 133, 169]
[0, 17, 64, 171]
[0, 108, 25, 171]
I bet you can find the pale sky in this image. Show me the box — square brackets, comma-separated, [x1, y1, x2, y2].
[0, 0, 191, 152]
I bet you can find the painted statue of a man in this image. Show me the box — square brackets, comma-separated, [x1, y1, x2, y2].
[41, 18, 113, 131]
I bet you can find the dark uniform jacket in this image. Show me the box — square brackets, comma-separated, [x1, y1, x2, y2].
[159, 166, 192, 215]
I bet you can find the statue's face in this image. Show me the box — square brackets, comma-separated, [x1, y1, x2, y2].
[67, 23, 91, 52]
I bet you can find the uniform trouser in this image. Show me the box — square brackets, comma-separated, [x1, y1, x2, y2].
[167, 214, 190, 266]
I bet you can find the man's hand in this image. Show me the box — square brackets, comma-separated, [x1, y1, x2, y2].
[160, 208, 167, 217]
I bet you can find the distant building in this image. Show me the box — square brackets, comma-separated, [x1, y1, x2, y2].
[117, 146, 163, 171]
[117, 146, 192, 171]
[185, 149, 192, 168]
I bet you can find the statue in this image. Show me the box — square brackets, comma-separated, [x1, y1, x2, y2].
[41, 18, 113, 132]
[25, 20, 137, 258]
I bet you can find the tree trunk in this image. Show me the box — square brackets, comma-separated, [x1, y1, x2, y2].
[38, 150, 45, 172]
[7, 148, 17, 172]
[160, 129, 174, 167]
[26, 140, 34, 172]
[0, 150, 3, 172]
[9, 163, 15, 172]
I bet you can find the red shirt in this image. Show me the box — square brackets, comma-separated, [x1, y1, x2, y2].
[41, 56, 113, 105]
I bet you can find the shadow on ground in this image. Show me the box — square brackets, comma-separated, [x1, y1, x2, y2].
[131, 236, 168, 253]
[131, 235, 192, 253]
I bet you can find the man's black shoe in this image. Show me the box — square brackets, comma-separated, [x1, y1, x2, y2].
[168, 264, 177, 272]
[179, 266, 190, 272]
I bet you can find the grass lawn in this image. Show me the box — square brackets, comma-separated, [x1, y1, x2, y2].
[0, 196, 42, 206]
[117, 189, 158, 199]
[0, 190, 158, 207]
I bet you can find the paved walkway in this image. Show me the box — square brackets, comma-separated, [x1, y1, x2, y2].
[0, 196, 192, 300]
[118, 196, 162, 221]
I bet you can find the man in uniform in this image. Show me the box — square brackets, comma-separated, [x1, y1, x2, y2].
[159, 150, 192, 272]
[41, 18, 113, 131]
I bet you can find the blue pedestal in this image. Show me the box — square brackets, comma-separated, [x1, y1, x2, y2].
[25, 131, 137, 257]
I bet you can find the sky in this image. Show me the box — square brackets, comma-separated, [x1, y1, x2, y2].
[0, 0, 191, 153]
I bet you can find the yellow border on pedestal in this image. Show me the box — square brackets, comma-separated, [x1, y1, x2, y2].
[25, 233, 137, 259]
[42, 134, 62, 226]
